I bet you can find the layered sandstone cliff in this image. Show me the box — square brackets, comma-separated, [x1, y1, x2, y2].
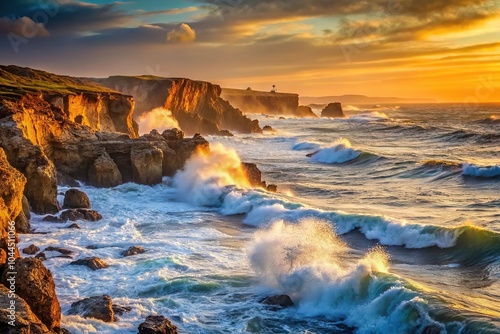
[95, 76, 261, 135]
[221, 88, 318, 118]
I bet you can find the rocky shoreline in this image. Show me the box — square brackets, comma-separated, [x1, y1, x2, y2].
[0, 66, 275, 333]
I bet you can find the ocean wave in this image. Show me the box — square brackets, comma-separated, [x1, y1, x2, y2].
[462, 164, 500, 178]
[437, 129, 500, 143]
[307, 139, 362, 164]
[346, 111, 389, 122]
[477, 115, 500, 125]
[249, 219, 457, 334]
[292, 141, 321, 151]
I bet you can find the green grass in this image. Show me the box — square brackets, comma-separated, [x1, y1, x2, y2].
[0, 65, 116, 98]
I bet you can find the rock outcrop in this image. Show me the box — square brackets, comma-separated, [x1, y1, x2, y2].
[320, 102, 345, 118]
[261, 295, 294, 308]
[70, 257, 109, 270]
[222, 88, 318, 118]
[0, 147, 25, 260]
[1, 257, 61, 331]
[0, 284, 53, 333]
[122, 246, 146, 257]
[138, 315, 178, 334]
[88, 151, 122, 188]
[67, 295, 115, 322]
[95, 76, 261, 135]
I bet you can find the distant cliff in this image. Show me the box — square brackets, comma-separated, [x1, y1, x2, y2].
[222, 88, 317, 118]
[95, 76, 261, 135]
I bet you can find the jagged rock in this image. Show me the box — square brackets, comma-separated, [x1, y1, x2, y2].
[131, 145, 163, 185]
[88, 151, 123, 188]
[63, 189, 90, 209]
[122, 246, 146, 257]
[22, 244, 40, 255]
[60, 209, 102, 222]
[321, 102, 345, 118]
[295, 105, 318, 118]
[0, 284, 53, 333]
[35, 252, 47, 261]
[112, 305, 132, 316]
[67, 295, 115, 322]
[0, 148, 25, 262]
[45, 247, 73, 255]
[138, 315, 178, 334]
[241, 163, 262, 187]
[261, 295, 294, 308]
[70, 257, 108, 270]
[162, 129, 184, 141]
[15, 210, 31, 233]
[1, 257, 61, 330]
[57, 172, 80, 187]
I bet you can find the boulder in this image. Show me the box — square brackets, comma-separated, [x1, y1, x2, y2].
[1, 257, 61, 330]
[67, 295, 115, 322]
[262, 125, 275, 132]
[0, 284, 53, 333]
[68, 223, 81, 229]
[320, 102, 345, 118]
[63, 189, 90, 209]
[112, 305, 132, 316]
[60, 209, 102, 222]
[266, 184, 278, 192]
[22, 244, 40, 255]
[261, 295, 294, 308]
[88, 151, 123, 188]
[35, 252, 47, 261]
[70, 257, 108, 270]
[15, 210, 31, 233]
[45, 246, 73, 255]
[43, 215, 63, 223]
[138, 315, 178, 334]
[122, 246, 146, 257]
[131, 145, 163, 185]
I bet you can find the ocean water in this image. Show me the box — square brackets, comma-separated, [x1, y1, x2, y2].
[21, 104, 500, 333]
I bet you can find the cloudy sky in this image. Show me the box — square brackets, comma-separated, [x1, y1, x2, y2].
[1, 0, 499, 101]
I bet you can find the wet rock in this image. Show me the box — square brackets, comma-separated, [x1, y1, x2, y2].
[45, 246, 73, 255]
[22, 195, 31, 219]
[241, 162, 262, 188]
[320, 102, 345, 118]
[63, 189, 90, 209]
[112, 305, 132, 316]
[70, 257, 108, 270]
[88, 151, 123, 188]
[261, 295, 294, 308]
[295, 105, 318, 118]
[68, 223, 81, 229]
[262, 125, 274, 132]
[122, 246, 146, 257]
[1, 257, 61, 330]
[60, 209, 102, 222]
[43, 215, 63, 223]
[35, 252, 47, 261]
[0, 284, 53, 333]
[138, 315, 178, 334]
[162, 129, 184, 141]
[22, 244, 40, 255]
[67, 295, 115, 322]
[266, 184, 278, 192]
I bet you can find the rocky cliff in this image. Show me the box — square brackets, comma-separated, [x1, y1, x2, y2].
[95, 76, 261, 135]
[0, 65, 138, 138]
[221, 88, 317, 118]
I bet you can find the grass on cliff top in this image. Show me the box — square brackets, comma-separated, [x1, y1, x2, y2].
[222, 87, 298, 97]
[0, 65, 116, 98]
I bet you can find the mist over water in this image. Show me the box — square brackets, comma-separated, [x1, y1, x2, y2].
[137, 108, 179, 135]
[23, 103, 500, 333]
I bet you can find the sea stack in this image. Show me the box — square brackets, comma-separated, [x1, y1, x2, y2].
[321, 102, 345, 118]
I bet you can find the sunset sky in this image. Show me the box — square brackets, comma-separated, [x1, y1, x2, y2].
[1, 0, 499, 102]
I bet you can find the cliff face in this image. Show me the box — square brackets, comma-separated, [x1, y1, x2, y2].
[95, 76, 261, 135]
[221, 88, 318, 118]
[0, 65, 138, 138]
